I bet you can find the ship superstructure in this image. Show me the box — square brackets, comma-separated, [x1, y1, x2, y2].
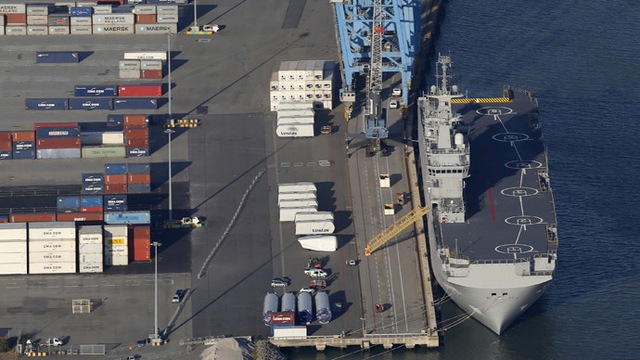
[417, 54, 559, 334]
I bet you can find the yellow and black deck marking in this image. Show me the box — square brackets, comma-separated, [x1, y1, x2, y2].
[451, 97, 511, 104]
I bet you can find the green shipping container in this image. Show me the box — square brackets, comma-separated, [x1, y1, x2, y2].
[81, 146, 126, 158]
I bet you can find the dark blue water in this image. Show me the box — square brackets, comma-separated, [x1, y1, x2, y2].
[286, 1, 640, 358]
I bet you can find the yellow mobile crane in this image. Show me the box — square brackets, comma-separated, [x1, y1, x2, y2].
[364, 206, 429, 255]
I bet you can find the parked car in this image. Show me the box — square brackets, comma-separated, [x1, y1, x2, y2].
[392, 87, 402, 96]
[271, 279, 287, 287]
[172, 289, 185, 303]
[304, 268, 328, 277]
[299, 287, 314, 294]
[389, 100, 399, 109]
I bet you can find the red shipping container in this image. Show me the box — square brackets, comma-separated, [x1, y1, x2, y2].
[11, 213, 56, 223]
[141, 70, 163, 80]
[128, 174, 151, 184]
[124, 115, 148, 128]
[270, 312, 296, 325]
[105, 174, 127, 184]
[34, 122, 78, 130]
[0, 217, 8, 223]
[0, 142, 11, 151]
[132, 240, 151, 261]
[136, 14, 157, 24]
[125, 128, 149, 140]
[0, 132, 11, 142]
[37, 138, 81, 149]
[105, 184, 127, 194]
[57, 212, 104, 222]
[118, 85, 162, 97]
[127, 138, 149, 148]
[12, 131, 36, 142]
[6, 14, 27, 24]
[133, 226, 151, 239]
[80, 206, 103, 213]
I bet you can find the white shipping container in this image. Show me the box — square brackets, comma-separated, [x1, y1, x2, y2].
[140, 60, 162, 70]
[277, 116, 315, 126]
[156, 5, 178, 15]
[29, 222, 76, 240]
[279, 199, 318, 209]
[156, 14, 178, 23]
[0, 241, 27, 253]
[71, 25, 92, 35]
[105, 254, 128, 266]
[27, 5, 50, 15]
[0, 252, 27, 263]
[27, 16, 49, 25]
[79, 235, 102, 244]
[295, 220, 335, 235]
[29, 240, 76, 253]
[79, 252, 102, 263]
[135, 23, 177, 34]
[123, 51, 167, 61]
[278, 182, 317, 193]
[71, 17, 92, 25]
[29, 262, 76, 274]
[105, 237, 127, 245]
[93, 14, 134, 25]
[0, 4, 27, 14]
[295, 211, 334, 222]
[104, 225, 128, 238]
[78, 226, 102, 242]
[0, 16, 4, 26]
[49, 26, 70, 35]
[104, 246, 127, 255]
[273, 326, 308, 339]
[119, 69, 141, 79]
[0, 263, 28, 275]
[277, 102, 315, 111]
[280, 206, 317, 222]
[119, 60, 141, 69]
[27, 25, 48, 35]
[92, 5, 112, 14]
[5, 26, 27, 36]
[277, 109, 314, 119]
[93, 25, 134, 34]
[81, 131, 124, 145]
[79, 262, 103, 273]
[56, 2, 77, 7]
[276, 124, 315, 137]
[78, 242, 102, 253]
[0, 223, 27, 240]
[29, 251, 76, 263]
[134, 5, 156, 14]
[277, 191, 317, 205]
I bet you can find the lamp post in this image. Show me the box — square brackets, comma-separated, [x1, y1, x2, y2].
[152, 241, 162, 340]
[164, 129, 175, 220]
[193, 0, 198, 28]
[360, 317, 366, 336]
[167, 32, 172, 117]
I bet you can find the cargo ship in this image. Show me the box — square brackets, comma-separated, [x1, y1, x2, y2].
[416, 54, 559, 334]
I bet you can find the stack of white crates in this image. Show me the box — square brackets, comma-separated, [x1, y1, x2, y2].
[78, 225, 103, 273]
[0, 223, 28, 275]
[270, 60, 334, 112]
[278, 182, 318, 222]
[104, 225, 128, 266]
[28, 222, 77, 274]
[294, 211, 335, 235]
[276, 103, 315, 138]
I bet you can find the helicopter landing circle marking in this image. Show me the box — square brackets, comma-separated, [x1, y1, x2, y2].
[495, 243, 534, 254]
[505, 215, 544, 226]
[476, 107, 514, 116]
[505, 160, 542, 169]
[492, 132, 529, 142]
[501, 187, 539, 197]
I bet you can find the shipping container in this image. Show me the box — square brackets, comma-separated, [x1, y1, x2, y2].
[28, 241, 76, 253]
[82, 183, 104, 194]
[70, 17, 92, 26]
[113, 98, 158, 110]
[127, 173, 151, 184]
[135, 23, 177, 34]
[5, 26, 27, 36]
[27, 5, 51, 15]
[127, 163, 150, 174]
[12, 131, 35, 142]
[118, 85, 162, 97]
[37, 138, 81, 149]
[123, 115, 148, 127]
[104, 195, 128, 211]
[273, 326, 307, 339]
[126, 147, 149, 157]
[276, 124, 314, 137]
[0, 241, 27, 253]
[279, 206, 317, 222]
[36, 51, 79, 64]
[315, 292, 332, 324]
[12, 149, 36, 160]
[81, 132, 125, 146]
[71, 7, 93, 17]
[48, 15, 70, 26]
[57, 196, 81, 210]
[13, 141, 35, 151]
[57, 212, 104, 222]
[0, 216, 8, 223]
[29, 262, 76, 274]
[123, 51, 167, 61]
[79, 262, 103, 273]
[127, 139, 150, 148]
[294, 211, 334, 222]
[34, 122, 79, 129]
[69, 97, 113, 110]
[79, 252, 103, 263]
[141, 69, 163, 79]
[0, 151, 12, 160]
[295, 220, 335, 236]
[11, 213, 56, 223]
[105, 211, 150, 224]
[105, 174, 127, 184]
[27, 16, 48, 25]
[37, 148, 82, 159]
[279, 199, 318, 209]
[156, 5, 179, 15]
[29, 251, 76, 263]
[105, 163, 127, 174]
[92, 14, 134, 24]
[0, 223, 27, 241]
[263, 292, 279, 326]
[125, 128, 149, 139]
[277, 192, 317, 205]
[107, 114, 125, 127]
[297, 235, 337, 252]
[278, 182, 317, 193]
[136, 14, 156, 23]
[131, 238, 150, 261]
[74, 85, 118, 97]
[82, 173, 105, 185]
[0, 4, 26, 14]
[92, 5, 113, 15]
[25, 98, 69, 110]
[105, 254, 128, 266]
[36, 126, 80, 139]
[93, 24, 135, 34]
[79, 243, 103, 253]
[5, 14, 28, 24]
[127, 183, 151, 193]
[140, 60, 162, 70]
[79, 196, 102, 209]
[156, 14, 177, 23]
[120, 60, 141, 70]
[104, 224, 128, 238]
[48, 26, 71, 35]
[78, 225, 103, 243]
[146, 0, 188, 4]
[82, 146, 126, 158]
[70, 25, 93, 35]
[28, 222, 75, 240]
[105, 184, 128, 194]
[0, 263, 28, 275]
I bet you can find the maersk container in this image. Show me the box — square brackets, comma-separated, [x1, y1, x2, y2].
[105, 163, 127, 175]
[295, 211, 334, 222]
[28, 240, 76, 253]
[279, 199, 318, 209]
[37, 148, 81, 159]
[113, 98, 158, 110]
[315, 292, 332, 324]
[29, 262, 76, 274]
[79, 262, 103, 273]
[280, 206, 317, 222]
[282, 292, 296, 313]
[13, 141, 35, 151]
[29, 251, 76, 263]
[278, 182, 317, 193]
[28, 222, 76, 240]
[277, 192, 317, 205]
[127, 183, 151, 193]
[276, 124, 314, 138]
[0, 223, 27, 240]
[136, 23, 177, 34]
[295, 220, 335, 236]
[69, 98, 114, 110]
[36, 51, 79, 63]
[297, 292, 313, 325]
[104, 195, 128, 211]
[12, 149, 36, 160]
[82, 146, 126, 158]
[57, 196, 81, 210]
[105, 211, 150, 225]
[25, 98, 68, 110]
[74, 85, 118, 97]
[92, 14, 135, 24]
[0, 241, 27, 253]
[263, 292, 279, 326]
[71, 7, 93, 17]
[128, 163, 151, 174]
[127, 147, 149, 157]
[0, 263, 28, 275]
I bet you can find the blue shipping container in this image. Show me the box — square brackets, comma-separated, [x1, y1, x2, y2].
[127, 148, 149, 157]
[107, 114, 125, 127]
[70, 7, 92, 17]
[36, 52, 80, 64]
[104, 195, 128, 211]
[105, 163, 127, 175]
[113, 98, 158, 110]
[74, 85, 118, 97]
[13, 141, 35, 151]
[127, 163, 151, 174]
[26, 98, 69, 110]
[12, 149, 35, 160]
[69, 98, 114, 110]
[82, 184, 104, 194]
[127, 183, 151, 193]
[57, 196, 81, 209]
[36, 126, 80, 139]
[0, 151, 11, 160]
[36, 148, 81, 159]
[82, 173, 105, 185]
[105, 211, 151, 225]
[81, 196, 103, 207]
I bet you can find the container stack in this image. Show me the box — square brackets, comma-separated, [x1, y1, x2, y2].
[82, 173, 105, 194]
[119, 59, 142, 79]
[28, 222, 77, 274]
[119, 51, 167, 80]
[105, 163, 128, 194]
[269, 60, 334, 111]
[141, 60, 163, 79]
[2, 4, 27, 36]
[124, 115, 150, 157]
[278, 182, 318, 222]
[35, 123, 81, 159]
[0, 131, 11, 160]
[104, 224, 128, 266]
[10, 213, 56, 223]
[56, 195, 80, 221]
[12, 131, 36, 159]
[127, 163, 151, 193]
[130, 225, 151, 262]
[77, 225, 103, 273]
[276, 104, 315, 138]
[104, 194, 128, 213]
[0, 223, 28, 275]
[70, 5, 92, 35]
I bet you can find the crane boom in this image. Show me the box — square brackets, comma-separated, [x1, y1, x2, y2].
[364, 206, 429, 255]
